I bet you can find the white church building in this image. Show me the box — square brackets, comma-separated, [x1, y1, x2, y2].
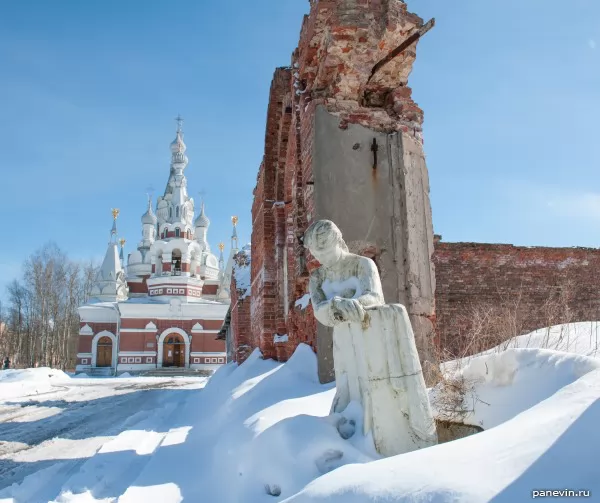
[76, 118, 238, 375]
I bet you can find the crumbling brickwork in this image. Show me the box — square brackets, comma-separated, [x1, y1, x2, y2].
[230, 248, 253, 364]
[229, 0, 600, 371]
[245, 0, 435, 373]
[434, 239, 600, 356]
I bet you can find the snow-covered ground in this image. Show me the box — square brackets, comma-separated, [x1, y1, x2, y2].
[1, 322, 599, 502]
[0, 371, 208, 502]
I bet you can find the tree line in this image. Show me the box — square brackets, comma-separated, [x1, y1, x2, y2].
[0, 243, 98, 370]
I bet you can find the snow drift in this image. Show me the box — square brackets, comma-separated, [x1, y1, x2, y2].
[189, 324, 600, 502]
[0, 368, 70, 400]
[1, 323, 599, 502]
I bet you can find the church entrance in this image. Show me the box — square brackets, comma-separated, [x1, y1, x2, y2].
[162, 334, 185, 367]
[96, 336, 113, 367]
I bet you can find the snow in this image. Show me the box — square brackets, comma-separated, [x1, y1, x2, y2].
[0, 368, 70, 400]
[1, 323, 600, 502]
[285, 368, 600, 503]
[444, 321, 600, 374]
[0, 374, 208, 502]
[294, 294, 311, 310]
[495, 321, 600, 357]
[232, 245, 251, 300]
[321, 277, 362, 300]
[430, 348, 600, 429]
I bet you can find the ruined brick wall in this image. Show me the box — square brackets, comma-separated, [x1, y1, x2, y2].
[230, 248, 253, 364]
[434, 240, 600, 356]
[242, 0, 433, 366]
[237, 0, 600, 370]
[251, 69, 291, 361]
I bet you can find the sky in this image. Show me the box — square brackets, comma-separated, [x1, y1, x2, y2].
[0, 0, 599, 300]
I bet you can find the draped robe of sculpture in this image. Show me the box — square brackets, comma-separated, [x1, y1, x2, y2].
[305, 220, 437, 457]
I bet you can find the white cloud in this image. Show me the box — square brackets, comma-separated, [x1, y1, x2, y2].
[588, 39, 597, 50]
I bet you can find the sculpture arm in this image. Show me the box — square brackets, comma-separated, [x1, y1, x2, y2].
[356, 257, 385, 309]
[308, 269, 335, 327]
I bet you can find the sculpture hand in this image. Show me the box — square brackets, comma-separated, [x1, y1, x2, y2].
[331, 298, 366, 324]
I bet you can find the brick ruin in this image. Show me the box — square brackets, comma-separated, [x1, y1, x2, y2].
[434, 238, 600, 356]
[224, 0, 600, 375]
[244, 0, 437, 383]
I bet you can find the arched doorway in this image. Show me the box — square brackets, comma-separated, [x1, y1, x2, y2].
[96, 336, 113, 367]
[162, 334, 185, 367]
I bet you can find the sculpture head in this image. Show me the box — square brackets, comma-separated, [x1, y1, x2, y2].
[303, 220, 349, 267]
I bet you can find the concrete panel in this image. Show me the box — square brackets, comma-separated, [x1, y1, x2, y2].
[316, 324, 335, 384]
[313, 106, 402, 303]
[393, 131, 436, 316]
[312, 106, 436, 372]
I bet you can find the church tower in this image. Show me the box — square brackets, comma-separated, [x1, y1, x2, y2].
[142, 117, 223, 301]
[126, 195, 158, 296]
[77, 118, 230, 376]
[90, 210, 129, 302]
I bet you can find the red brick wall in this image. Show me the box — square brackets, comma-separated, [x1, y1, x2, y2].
[191, 334, 224, 353]
[251, 69, 292, 360]
[202, 284, 218, 295]
[230, 285, 245, 362]
[234, 0, 599, 368]
[120, 333, 152, 351]
[434, 241, 600, 355]
[230, 251, 253, 363]
[77, 322, 116, 357]
[78, 336, 92, 353]
[237, 0, 428, 363]
[127, 278, 149, 294]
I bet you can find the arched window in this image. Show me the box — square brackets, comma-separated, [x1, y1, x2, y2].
[169, 207, 172, 218]
[176, 206, 179, 218]
[175, 228, 180, 238]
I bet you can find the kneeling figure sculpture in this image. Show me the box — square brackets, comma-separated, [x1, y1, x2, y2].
[305, 220, 437, 457]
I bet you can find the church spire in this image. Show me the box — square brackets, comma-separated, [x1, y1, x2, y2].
[231, 216, 239, 252]
[110, 208, 119, 243]
[90, 211, 129, 302]
[194, 200, 211, 250]
[170, 115, 188, 172]
[141, 194, 157, 227]
[218, 242, 225, 270]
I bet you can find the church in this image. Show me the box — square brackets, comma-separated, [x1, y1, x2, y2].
[75, 119, 236, 375]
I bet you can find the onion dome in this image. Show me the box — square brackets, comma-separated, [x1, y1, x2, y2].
[141, 197, 158, 225]
[170, 121, 188, 168]
[195, 202, 210, 228]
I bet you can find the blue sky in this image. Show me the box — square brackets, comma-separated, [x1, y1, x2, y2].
[0, 0, 599, 299]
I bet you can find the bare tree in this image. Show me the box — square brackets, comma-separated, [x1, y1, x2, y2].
[1, 243, 99, 370]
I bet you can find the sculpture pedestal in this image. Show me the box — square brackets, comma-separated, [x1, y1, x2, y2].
[331, 304, 437, 457]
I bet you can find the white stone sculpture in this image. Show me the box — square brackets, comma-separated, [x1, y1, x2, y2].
[305, 219, 437, 457]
